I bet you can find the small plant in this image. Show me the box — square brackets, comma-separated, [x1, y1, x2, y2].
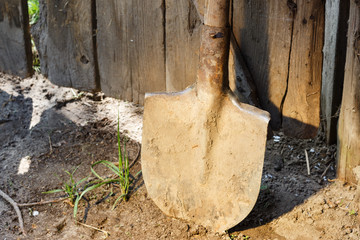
[349, 210, 357, 216]
[74, 113, 140, 217]
[28, 0, 41, 72]
[71, 89, 85, 99]
[43, 167, 88, 204]
[31, 38, 40, 73]
[229, 233, 238, 239]
[28, 0, 40, 25]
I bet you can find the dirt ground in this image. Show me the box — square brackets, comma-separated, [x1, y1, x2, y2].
[0, 72, 359, 240]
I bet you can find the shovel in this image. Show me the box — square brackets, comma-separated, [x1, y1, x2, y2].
[141, 0, 270, 232]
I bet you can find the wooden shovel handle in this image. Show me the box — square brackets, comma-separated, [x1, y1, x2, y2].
[204, 0, 230, 28]
[197, 0, 230, 96]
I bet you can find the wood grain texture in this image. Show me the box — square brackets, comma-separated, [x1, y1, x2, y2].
[165, 0, 202, 91]
[0, 0, 32, 78]
[97, 0, 165, 104]
[321, 0, 349, 144]
[337, 0, 360, 185]
[282, 0, 325, 138]
[39, 0, 97, 91]
[193, 0, 205, 22]
[232, 0, 292, 130]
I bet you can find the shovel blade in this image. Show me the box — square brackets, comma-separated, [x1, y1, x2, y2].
[141, 87, 270, 232]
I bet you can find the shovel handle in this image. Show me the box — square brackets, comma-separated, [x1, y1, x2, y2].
[204, 0, 230, 28]
[197, 0, 230, 96]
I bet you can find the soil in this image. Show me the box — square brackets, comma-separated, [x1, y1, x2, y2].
[0, 72, 359, 240]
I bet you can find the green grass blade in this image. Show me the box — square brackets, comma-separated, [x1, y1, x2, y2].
[76, 176, 89, 186]
[99, 161, 119, 173]
[134, 170, 142, 177]
[117, 112, 124, 174]
[42, 189, 63, 194]
[112, 194, 126, 210]
[91, 160, 119, 177]
[90, 166, 104, 180]
[73, 179, 118, 218]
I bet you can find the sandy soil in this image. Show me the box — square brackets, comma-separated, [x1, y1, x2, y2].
[0, 72, 359, 240]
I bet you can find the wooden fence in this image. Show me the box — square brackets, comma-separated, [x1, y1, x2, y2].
[1, 0, 359, 184]
[337, 0, 360, 184]
[0, 1, 350, 134]
[0, 0, 32, 78]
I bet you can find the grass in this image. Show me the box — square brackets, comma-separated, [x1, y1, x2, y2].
[28, 0, 41, 72]
[31, 38, 40, 73]
[43, 114, 140, 218]
[73, 114, 139, 217]
[43, 167, 89, 204]
[28, 0, 39, 25]
[349, 209, 357, 216]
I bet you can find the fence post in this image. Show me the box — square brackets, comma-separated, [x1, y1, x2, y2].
[321, 0, 349, 145]
[337, 0, 360, 185]
[0, 0, 32, 78]
[282, 0, 325, 139]
[96, 0, 166, 105]
[36, 0, 98, 92]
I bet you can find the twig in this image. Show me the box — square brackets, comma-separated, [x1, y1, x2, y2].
[18, 197, 68, 207]
[305, 149, 310, 175]
[130, 142, 141, 169]
[321, 162, 333, 178]
[0, 189, 26, 236]
[48, 135, 53, 154]
[0, 119, 11, 124]
[338, 206, 348, 211]
[76, 220, 110, 238]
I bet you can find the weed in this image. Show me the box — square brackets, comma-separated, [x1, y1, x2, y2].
[43, 167, 88, 204]
[349, 210, 357, 216]
[73, 113, 140, 217]
[71, 89, 85, 99]
[28, 0, 41, 72]
[31, 38, 40, 73]
[229, 233, 238, 239]
[28, 0, 39, 25]
[242, 235, 250, 240]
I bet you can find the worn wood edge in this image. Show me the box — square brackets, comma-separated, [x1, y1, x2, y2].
[321, 0, 349, 145]
[336, 0, 360, 185]
[21, 0, 34, 78]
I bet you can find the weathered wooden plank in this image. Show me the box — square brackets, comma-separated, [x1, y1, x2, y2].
[165, 0, 202, 91]
[232, 0, 292, 130]
[0, 0, 32, 78]
[321, 0, 349, 144]
[337, 0, 360, 185]
[38, 0, 97, 91]
[282, 0, 325, 139]
[97, 0, 165, 104]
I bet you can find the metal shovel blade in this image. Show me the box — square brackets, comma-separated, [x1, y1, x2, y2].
[141, 86, 270, 232]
